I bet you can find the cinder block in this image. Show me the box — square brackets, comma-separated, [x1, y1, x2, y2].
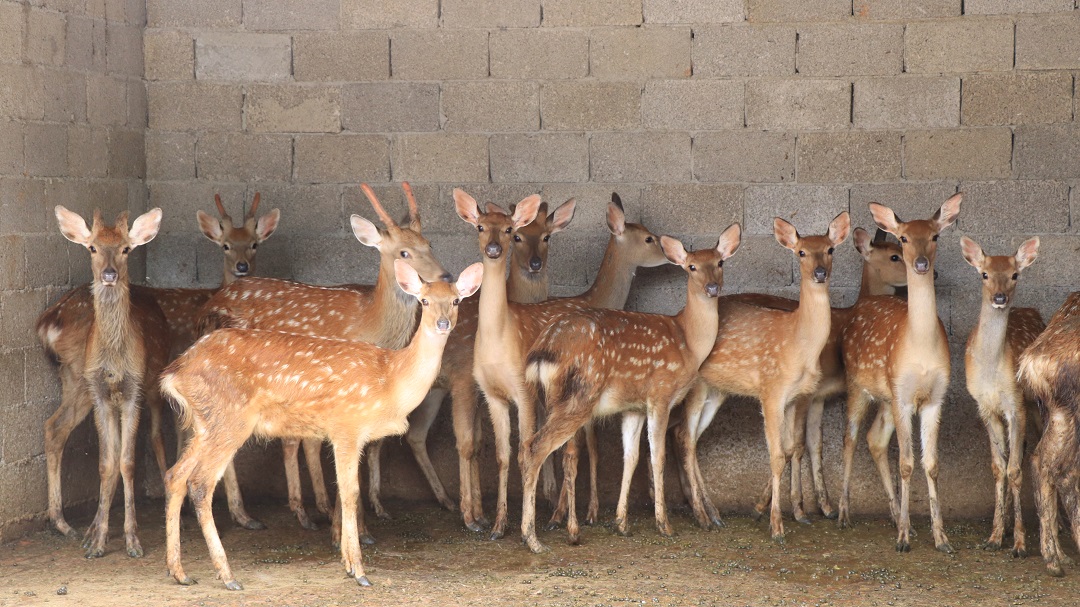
[127, 79, 147, 128]
[693, 132, 795, 183]
[962, 72, 1072, 126]
[905, 19, 1013, 74]
[148, 82, 242, 131]
[719, 234, 796, 290]
[342, 83, 439, 133]
[0, 178, 47, 235]
[748, 0, 850, 22]
[591, 132, 690, 183]
[392, 134, 489, 183]
[966, 0, 1073, 15]
[1017, 234, 1080, 288]
[149, 181, 248, 235]
[195, 133, 292, 182]
[195, 33, 292, 82]
[849, 183, 960, 234]
[0, 65, 45, 121]
[106, 23, 143, 77]
[25, 348, 61, 405]
[244, 0, 340, 30]
[145, 131, 195, 181]
[744, 185, 848, 235]
[853, 77, 959, 129]
[1014, 125, 1080, 179]
[144, 30, 194, 81]
[107, 129, 145, 179]
[147, 0, 241, 27]
[246, 184, 345, 237]
[490, 30, 588, 80]
[541, 81, 641, 131]
[641, 184, 742, 238]
[43, 69, 86, 124]
[642, 80, 742, 130]
[345, 182, 442, 232]
[591, 27, 691, 79]
[1016, 14, 1080, 70]
[390, 30, 487, 80]
[246, 85, 341, 134]
[86, 74, 126, 127]
[294, 32, 388, 82]
[545, 234, 610, 290]
[695, 25, 794, 77]
[64, 15, 94, 70]
[110, 0, 148, 25]
[0, 352, 24, 411]
[957, 180, 1069, 234]
[745, 79, 850, 130]
[1, 289, 46, 350]
[0, 3, 23, 63]
[24, 124, 67, 178]
[489, 133, 588, 183]
[441, 0, 539, 27]
[24, 234, 69, 288]
[67, 126, 109, 178]
[798, 131, 902, 184]
[851, 0, 960, 19]
[342, 0, 438, 29]
[27, 9, 65, 67]
[289, 234, 366, 285]
[541, 0, 642, 26]
[294, 135, 390, 183]
[144, 234, 198, 287]
[904, 128, 1011, 181]
[0, 235, 26, 290]
[796, 23, 903, 77]
[442, 81, 539, 132]
[0, 124, 23, 176]
[541, 183, 644, 227]
[644, 0, 743, 22]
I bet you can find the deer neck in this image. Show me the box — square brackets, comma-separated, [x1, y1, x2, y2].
[507, 265, 548, 304]
[580, 235, 634, 309]
[971, 299, 1010, 363]
[793, 277, 833, 355]
[221, 266, 236, 287]
[676, 287, 720, 367]
[477, 255, 514, 339]
[371, 254, 421, 349]
[905, 270, 941, 345]
[91, 279, 136, 362]
[389, 319, 451, 415]
[859, 264, 895, 297]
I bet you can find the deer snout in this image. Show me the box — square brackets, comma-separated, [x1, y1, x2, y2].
[436, 317, 451, 333]
[913, 256, 931, 275]
[485, 242, 503, 259]
[704, 282, 720, 298]
[992, 292, 1008, 308]
[235, 261, 249, 275]
[101, 267, 118, 285]
[812, 266, 827, 283]
[528, 256, 543, 273]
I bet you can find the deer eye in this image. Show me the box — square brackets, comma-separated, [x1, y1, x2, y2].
[504, 227, 512, 234]
[890, 255, 900, 262]
[900, 236, 908, 243]
[251, 242, 258, 250]
[982, 272, 988, 280]
[827, 247, 834, 254]
[452, 298, 460, 306]
[645, 236, 654, 244]
[1012, 273, 1018, 280]
[477, 225, 485, 232]
[122, 246, 130, 255]
[400, 250, 411, 259]
[223, 243, 231, 251]
[542, 235, 550, 242]
[421, 298, 429, 306]
[513, 235, 521, 242]
[798, 250, 806, 257]
[688, 264, 697, 272]
[932, 235, 939, 241]
[89, 245, 97, 253]
[717, 260, 724, 267]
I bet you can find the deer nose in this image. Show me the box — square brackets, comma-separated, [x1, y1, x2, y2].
[485, 242, 503, 259]
[101, 268, 118, 284]
[439, 272, 453, 283]
[704, 282, 720, 298]
[436, 318, 451, 332]
[993, 293, 1008, 307]
[812, 266, 827, 283]
[528, 257, 543, 273]
[914, 257, 931, 275]
[235, 261, 249, 274]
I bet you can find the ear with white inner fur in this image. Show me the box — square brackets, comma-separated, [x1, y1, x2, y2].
[455, 262, 484, 299]
[256, 209, 281, 242]
[828, 211, 851, 246]
[128, 208, 163, 248]
[934, 193, 963, 231]
[55, 206, 93, 246]
[853, 227, 873, 259]
[716, 223, 742, 260]
[959, 236, 985, 269]
[394, 258, 424, 298]
[453, 188, 481, 226]
[197, 210, 224, 243]
[606, 199, 626, 236]
[511, 195, 542, 229]
[868, 202, 900, 235]
[351, 215, 382, 247]
[549, 199, 576, 234]
[1015, 236, 1040, 271]
[773, 217, 799, 250]
[660, 235, 687, 266]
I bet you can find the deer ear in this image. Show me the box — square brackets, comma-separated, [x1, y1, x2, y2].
[455, 262, 484, 299]
[934, 193, 962, 230]
[511, 195, 542, 229]
[853, 227, 872, 259]
[255, 209, 280, 242]
[55, 206, 93, 246]
[549, 198, 576, 234]
[773, 217, 799, 250]
[486, 202, 508, 216]
[660, 235, 687, 266]
[716, 223, 742, 260]
[868, 202, 900, 234]
[197, 210, 224, 243]
[959, 236, 984, 269]
[453, 188, 481, 226]
[128, 208, 163, 248]
[606, 198, 626, 236]
[828, 211, 851, 246]
[350, 214, 382, 247]
[1015, 236, 1040, 271]
[394, 259, 425, 298]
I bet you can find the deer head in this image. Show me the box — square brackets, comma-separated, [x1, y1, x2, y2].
[660, 223, 742, 299]
[197, 193, 280, 284]
[961, 236, 1040, 309]
[56, 206, 162, 291]
[454, 189, 542, 262]
[395, 259, 483, 335]
[351, 183, 451, 283]
[511, 198, 576, 276]
[869, 193, 962, 277]
[774, 211, 851, 284]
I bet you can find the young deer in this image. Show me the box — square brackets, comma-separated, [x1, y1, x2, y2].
[162, 260, 483, 590]
[1018, 292, 1080, 577]
[961, 235, 1043, 557]
[521, 226, 742, 552]
[676, 213, 850, 541]
[198, 182, 450, 533]
[837, 194, 962, 553]
[41, 206, 170, 558]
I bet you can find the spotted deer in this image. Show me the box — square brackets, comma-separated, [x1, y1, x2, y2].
[520, 226, 742, 552]
[198, 183, 451, 535]
[961, 235, 1043, 558]
[837, 194, 962, 553]
[162, 259, 483, 590]
[444, 191, 669, 538]
[1018, 292, 1080, 577]
[37, 206, 170, 558]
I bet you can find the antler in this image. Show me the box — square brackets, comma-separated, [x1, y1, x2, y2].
[214, 194, 232, 222]
[401, 182, 421, 229]
[246, 192, 261, 220]
[359, 183, 397, 227]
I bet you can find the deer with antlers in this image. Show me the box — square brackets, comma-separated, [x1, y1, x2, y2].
[675, 213, 850, 541]
[520, 225, 742, 552]
[163, 259, 483, 590]
[837, 194, 962, 553]
[961, 235, 1043, 557]
[37, 206, 169, 558]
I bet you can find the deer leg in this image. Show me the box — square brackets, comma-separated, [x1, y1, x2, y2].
[84, 402, 120, 558]
[303, 438, 331, 515]
[789, 396, 811, 525]
[191, 445, 247, 591]
[547, 428, 579, 530]
[682, 383, 725, 529]
[981, 410, 1009, 551]
[332, 439, 371, 587]
[614, 412, 646, 537]
[220, 460, 265, 530]
[405, 388, 456, 511]
[471, 411, 487, 527]
[165, 436, 200, 585]
[521, 408, 581, 554]
[486, 394, 514, 540]
[45, 377, 93, 538]
[366, 440, 390, 519]
[866, 406, 899, 524]
[450, 379, 486, 532]
[1031, 439, 1065, 576]
[891, 396, 916, 553]
[283, 438, 317, 530]
[838, 389, 872, 529]
[562, 432, 582, 545]
[761, 393, 789, 542]
[919, 394, 952, 553]
[145, 389, 168, 485]
[119, 399, 143, 558]
[1006, 404, 1027, 558]
[585, 422, 599, 525]
[647, 402, 675, 539]
[514, 385, 556, 509]
[806, 395, 835, 519]
[692, 387, 726, 528]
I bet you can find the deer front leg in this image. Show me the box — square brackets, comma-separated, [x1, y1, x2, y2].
[45, 379, 93, 538]
[84, 402, 120, 558]
[405, 388, 457, 511]
[450, 380, 486, 531]
[332, 439, 371, 587]
[920, 385, 953, 553]
[221, 460, 266, 530]
[647, 402, 675, 539]
[1006, 404, 1027, 558]
[584, 422, 599, 525]
[614, 412, 646, 536]
[119, 400, 143, 557]
[891, 397, 916, 553]
[866, 406, 899, 524]
[838, 389, 872, 529]
[302, 438, 331, 515]
[283, 438, 318, 530]
[806, 395, 835, 519]
[788, 395, 812, 525]
[680, 383, 724, 529]
[761, 393, 789, 542]
[980, 410, 1009, 551]
[486, 394, 514, 540]
[145, 389, 168, 485]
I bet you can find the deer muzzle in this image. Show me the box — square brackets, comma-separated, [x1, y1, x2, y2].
[528, 256, 543, 273]
[812, 266, 828, 283]
[101, 268, 118, 285]
[235, 261, 249, 275]
[485, 242, 503, 259]
[913, 256, 931, 275]
[436, 317, 451, 333]
[993, 293, 1008, 308]
[704, 282, 720, 298]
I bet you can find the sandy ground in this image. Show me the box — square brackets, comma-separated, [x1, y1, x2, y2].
[1, 499, 1078, 607]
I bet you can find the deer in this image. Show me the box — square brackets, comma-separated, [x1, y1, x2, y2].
[37, 206, 170, 558]
[197, 182, 452, 536]
[837, 194, 962, 553]
[1018, 292, 1080, 577]
[445, 190, 670, 538]
[674, 212, 850, 542]
[520, 225, 742, 552]
[961, 235, 1043, 558]
[162, 259, 483, 590]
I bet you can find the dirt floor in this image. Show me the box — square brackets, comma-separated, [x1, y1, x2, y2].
[1, 499, 1079, 607]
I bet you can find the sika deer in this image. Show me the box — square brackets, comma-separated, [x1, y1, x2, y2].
[41, 206, 170, 558]
[521, 226, 742, 552]
[677, 212, 850, 541]
[837, 194, 962, 553]
[961, 235, 1043, 557]
[198, 183, 450, 534]
[162, 260, 483, 590]
[1018, 292, 1080, 577]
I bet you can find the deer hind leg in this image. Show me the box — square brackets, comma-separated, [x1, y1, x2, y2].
[806, 395, 835, 518]
[366, 440, 389, 519]
[1031, 425, 1066, 576]
[450, 379, 486, 532]
[119, 399, 144, 558]
[521, 403, 584, 554]
[614, 412, 646, 537]
[405, 388, 456, 511]
[980, 409, 1009, 551]
[1006, 403, 1028, 558]
[866, 405, 899, 524]
[647, 401, 675, 539]
[331, 438, 371, 587]
[191, 433, 252, 591]
[838, 389, 872, 529]
[562, 432, 582, 545]
[920, 385, 953, 553]
[788, 395, 812, 525]
[585, 422, 599, 525]
[303, 439, 331, 515]
[220, 460, 265, 530]
[165, 435, 200, 585]
[761, 392, 790, 542]
[283, 438, 317, 530]
[45, 374, 93, 538]
[681, 383, 725, 529]
[84, 401, 121, 558]
[547, 428, 580, 530]
[485, 393, 514, 540]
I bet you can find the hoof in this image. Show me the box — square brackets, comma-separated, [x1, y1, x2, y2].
[489, 530, 504, 541]
[772, 533, 786, 546]
[837, 516, 851, 530]
[439, 499, 457, 512]
[822, 509, 838, 520]
[357, 576, 372, 587]
[1048, 564, 1065, 577]
[751, 509, 765, 522]
[526, 539, 550, 554]
[376, 512, 392, 521]
[795, 514, 812, 526]
[584, 516, 597, 527]
[544, 520, 562, 532]
[84, 548, 104, 559]
[567, 533, 580, 546]
[1012, 547, 1028, 559]
[300, 520, 319, 532]
[465, 521, 486, 533]
[936, 542, 955, 554]
[614, 525, 632, 538]
[984, 540, 1002, 552]
[242, 519, 267, 531]
[710, 516, 727, 529]
[360, 533, 376, 546]
[896, 540, 911, 553]
[127, 546, 144, 558]
[177, 576, 197, 586]
[224, 580, 244, 591]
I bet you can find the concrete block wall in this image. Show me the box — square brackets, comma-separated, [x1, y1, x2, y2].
[0, 0, 147, 540]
